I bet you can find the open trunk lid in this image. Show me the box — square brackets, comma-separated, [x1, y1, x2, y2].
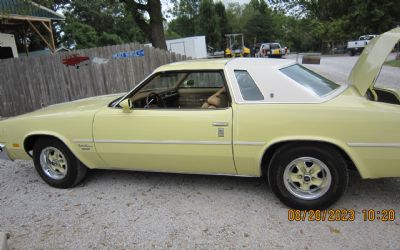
[348, 27, 400, 96]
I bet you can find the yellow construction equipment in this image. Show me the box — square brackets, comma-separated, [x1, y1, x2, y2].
[224, 33, 250, 57]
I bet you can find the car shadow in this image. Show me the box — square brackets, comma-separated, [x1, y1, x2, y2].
[84, 168, 268, 194]
[81, 168, 400, 208]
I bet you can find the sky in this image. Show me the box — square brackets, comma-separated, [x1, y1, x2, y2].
[161, 0, 250, 21]
[223, 0, 250, 5]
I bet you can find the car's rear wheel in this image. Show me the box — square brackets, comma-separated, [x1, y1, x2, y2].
[268, 144, 348, 209]
[33, 138, 87, 188]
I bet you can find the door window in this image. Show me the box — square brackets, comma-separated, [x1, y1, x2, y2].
[181, 72, 225, 88]
[129, 71, 230, 109]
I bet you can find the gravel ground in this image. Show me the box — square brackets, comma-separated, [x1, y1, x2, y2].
[1, 55, 400, 249]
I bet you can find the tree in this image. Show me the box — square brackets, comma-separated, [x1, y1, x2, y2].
[62, 22, 98, 49]
[168, 16, 196, 38]
[60, 0, 146, 48]
[196, 0, 220, 49]
[120, 0, 167, 49]
[215, 2, 231, 49]
[225, 3, 245, 34]
[240, 0, 278, 46]
[168, 0, 200, 37]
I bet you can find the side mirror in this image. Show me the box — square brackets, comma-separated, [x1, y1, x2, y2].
[120, 99, 133, 112]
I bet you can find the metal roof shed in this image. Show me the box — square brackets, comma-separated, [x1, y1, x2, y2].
[0, 0, 65, 53]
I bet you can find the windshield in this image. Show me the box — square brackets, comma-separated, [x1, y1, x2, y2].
[280, 64, 340, 96]
[359, 35, 375, 41]
[270, 43, 281, 49]
[140, 73, 186, 93]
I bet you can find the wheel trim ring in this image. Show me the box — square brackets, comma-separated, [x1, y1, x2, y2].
[283, 157, 332, 200]
[39, 147, 68, 180]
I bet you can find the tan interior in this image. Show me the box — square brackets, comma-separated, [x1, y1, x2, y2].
[201, 87, 228, 109]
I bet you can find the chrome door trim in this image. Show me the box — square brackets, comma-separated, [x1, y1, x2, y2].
[72, 139, 94, 143]
[347, 142, 400, 148]
[73, 139, 266, 146]
[234, 141, 265, 146]
[94, 139, 231, 145]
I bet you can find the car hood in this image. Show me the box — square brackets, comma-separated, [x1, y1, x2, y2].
[348, 27, 400, 96]
[12, 93, 124, 119]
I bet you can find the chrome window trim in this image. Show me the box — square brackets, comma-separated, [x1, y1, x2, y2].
[112, 73, 155, 108]
[112, 69, 233, 109]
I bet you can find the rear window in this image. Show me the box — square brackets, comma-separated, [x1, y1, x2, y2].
[234, 70, 264, 101]
[280, 64, 340, 96]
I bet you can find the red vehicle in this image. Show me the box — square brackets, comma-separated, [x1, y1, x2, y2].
[62, 54, 90, 69]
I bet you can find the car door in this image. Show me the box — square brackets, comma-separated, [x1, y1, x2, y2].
[92, 71, 236, 175]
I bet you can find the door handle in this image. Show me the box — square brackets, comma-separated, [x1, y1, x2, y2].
[212, 122, 229, 127]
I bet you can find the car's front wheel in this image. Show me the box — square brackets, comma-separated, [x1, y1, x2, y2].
[268, 144, 349, 209]
[33, 138, 87, 188]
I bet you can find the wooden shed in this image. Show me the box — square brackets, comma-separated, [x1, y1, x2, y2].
[0, 0, 65, 53]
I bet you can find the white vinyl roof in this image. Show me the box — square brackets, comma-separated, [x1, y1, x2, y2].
[224, 58, 347, 104]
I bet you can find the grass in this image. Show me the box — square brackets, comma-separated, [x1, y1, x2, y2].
[384, 59, 400, 67]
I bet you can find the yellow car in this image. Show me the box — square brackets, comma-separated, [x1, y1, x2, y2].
[0, 28, 399, 209]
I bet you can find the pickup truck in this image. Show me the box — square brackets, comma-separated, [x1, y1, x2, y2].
[256, 42, 286, 58]
[347, 35, 377, 56]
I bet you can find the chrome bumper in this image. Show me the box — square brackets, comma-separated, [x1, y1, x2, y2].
[0, 144, 12, 161]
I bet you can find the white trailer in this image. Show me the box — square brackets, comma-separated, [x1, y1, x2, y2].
[166, 36, 207, 59]
[0, 33, 18, 59]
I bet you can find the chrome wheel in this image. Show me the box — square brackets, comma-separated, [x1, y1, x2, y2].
[283, 157, 331, 200]
[39, 147, 68, 180]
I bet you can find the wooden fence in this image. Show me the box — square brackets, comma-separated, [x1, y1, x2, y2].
[0, 42, 188, 117]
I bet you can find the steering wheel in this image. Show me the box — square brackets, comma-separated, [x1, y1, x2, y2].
[145, 92, 166, 108]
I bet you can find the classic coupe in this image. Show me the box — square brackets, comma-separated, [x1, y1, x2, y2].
[1, 28, 399, 209]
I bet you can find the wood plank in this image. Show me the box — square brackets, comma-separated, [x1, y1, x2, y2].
[0, 42, 187, 116]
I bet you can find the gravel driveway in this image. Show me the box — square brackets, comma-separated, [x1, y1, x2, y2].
[292, 53, 399, 88]
[1, 55, 400, 249]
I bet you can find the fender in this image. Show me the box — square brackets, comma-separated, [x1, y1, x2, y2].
[258, 135, 368, 178]
[23, 131, 105, 169]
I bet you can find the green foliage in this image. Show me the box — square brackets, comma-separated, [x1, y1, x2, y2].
[168, 0, 293, 50]
[215, 2, 231, 47]
[196, 0, 221, 49]
[169, 16, 196, 38]
[242, 0, 277, 45]
[384, 59, 400, 68]
[168, 0, 231, 50]
[9, 0, 399, 52]
[62, 22, 98, 49]
[165, 29, 181, 40]
[98, 32, 123, 47]
[60, 0, 146, 49]
[268, 0, 400, 51]
[168, 0, 399, 53]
